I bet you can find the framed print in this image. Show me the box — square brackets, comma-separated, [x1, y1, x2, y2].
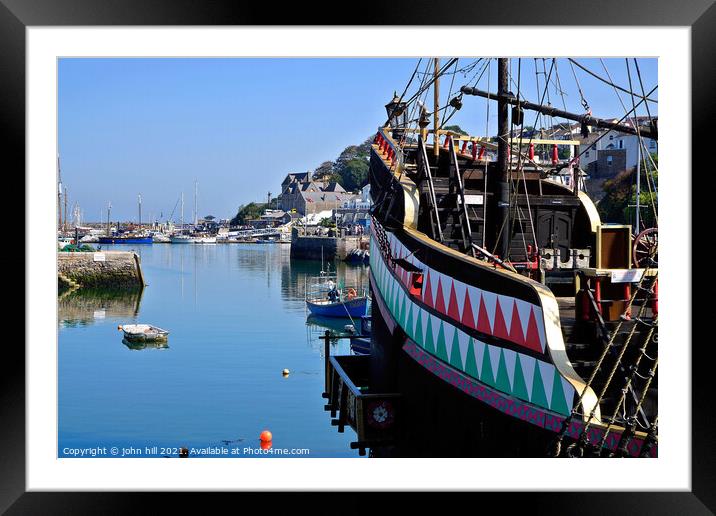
[5, 0, 710, 512]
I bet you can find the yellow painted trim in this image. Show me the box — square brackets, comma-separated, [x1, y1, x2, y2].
[374, 130, 420, 229]
[577, 190, 602, 234]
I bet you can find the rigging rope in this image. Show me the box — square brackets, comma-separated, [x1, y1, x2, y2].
[595, 316, 658, 452]
[625, 59, 659, 226]
[570, 58, 658, 104]
[549, 268, 656, 456]
[568, 59, 591, 113]
[566, 272, 658, 456]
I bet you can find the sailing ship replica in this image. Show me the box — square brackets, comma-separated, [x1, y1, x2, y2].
[323, 58, 658, 458]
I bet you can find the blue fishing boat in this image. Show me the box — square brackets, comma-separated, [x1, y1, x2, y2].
[306, 296, 368, 318]
[305, 272, 369, 318]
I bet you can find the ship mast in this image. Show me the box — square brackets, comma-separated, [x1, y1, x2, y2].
[460, 85, 657, 140]
[433, 58, 440, 157]
[138, 193, 142, 228]
[497, 58, 510, 260]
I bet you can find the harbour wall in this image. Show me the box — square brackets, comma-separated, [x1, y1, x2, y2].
[290, 229, 366, 261]
[58, 251, 145, 289]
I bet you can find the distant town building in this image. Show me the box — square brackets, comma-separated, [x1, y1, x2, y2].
[578, 117, 657, 178]
[336, 184, 371, 228]
[259, 209, 292, 226]
[278, 172, 359, 215]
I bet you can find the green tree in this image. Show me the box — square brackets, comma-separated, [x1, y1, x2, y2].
[318, 216, 336, 228]
[443, 124, 469, 136]
[230, 202, 267, 225]
[598, 153, 658, 229]
[313, 160, 335, 181]
[338, 158, 369, 191]
[330, 137, 373, 191]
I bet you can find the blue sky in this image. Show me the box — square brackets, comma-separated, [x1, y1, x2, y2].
[58, 58, 657, 222]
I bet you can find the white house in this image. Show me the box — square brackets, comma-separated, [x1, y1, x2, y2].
[614, 133, 658, 170]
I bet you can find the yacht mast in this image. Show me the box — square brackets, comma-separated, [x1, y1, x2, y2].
[194, 180, 198, 226]
[57, 154, 63, 232]
[106, 202, 112, 236]
[63, 186, 68, 233]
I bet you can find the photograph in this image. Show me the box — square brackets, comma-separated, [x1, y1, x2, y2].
[56, 56, 659, 460]
[5, 9, 706, 508]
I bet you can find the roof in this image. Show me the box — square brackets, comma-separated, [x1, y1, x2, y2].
[281, 172, 309, 185]
[323, 182, 346, 193]
[302, 191, 357, 204]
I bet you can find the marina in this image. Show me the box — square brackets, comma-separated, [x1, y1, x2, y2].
[58, 243, 368, 457]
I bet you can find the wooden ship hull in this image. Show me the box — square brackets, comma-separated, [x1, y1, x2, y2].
[360, 125, 657, 457]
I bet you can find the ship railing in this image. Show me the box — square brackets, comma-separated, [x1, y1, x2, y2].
[374, 127, 405, 174]
[378, 126, 580, 166]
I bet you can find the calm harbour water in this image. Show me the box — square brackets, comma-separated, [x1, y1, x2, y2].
[58, 243, 370, 458]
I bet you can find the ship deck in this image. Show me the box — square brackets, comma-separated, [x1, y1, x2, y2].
[557, 297, 577, 321]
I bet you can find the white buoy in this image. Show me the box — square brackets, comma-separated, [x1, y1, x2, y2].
[282, 369, 290, 376]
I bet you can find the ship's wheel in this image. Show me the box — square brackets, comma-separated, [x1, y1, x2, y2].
[632, 228, 658, 268]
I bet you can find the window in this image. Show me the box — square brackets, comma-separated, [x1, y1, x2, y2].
[591, 144, 596, 150]
[607, 156, 613, 166]
[585, 151, 590, 158]
[649, 140, 656, 149]
[619, 140, 623, 149]
[609, 134, 614, 140]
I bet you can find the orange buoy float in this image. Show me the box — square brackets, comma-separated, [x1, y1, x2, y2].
[260, 430, 273, 442]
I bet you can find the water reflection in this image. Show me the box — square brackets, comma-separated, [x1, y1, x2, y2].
[58, 287, 144, 328]
[306, 314, 365, 335]
[121, 337, 169, 351]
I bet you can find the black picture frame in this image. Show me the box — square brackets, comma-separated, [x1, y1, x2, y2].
[5, 1, 708, 513]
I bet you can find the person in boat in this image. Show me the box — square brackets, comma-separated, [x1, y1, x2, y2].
[327, 280, 340, 303]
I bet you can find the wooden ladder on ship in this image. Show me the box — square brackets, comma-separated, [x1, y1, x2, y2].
[416, 136, 443, 243]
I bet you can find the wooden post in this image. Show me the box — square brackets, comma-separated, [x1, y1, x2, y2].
[594, 277, 602, 316]
[433, 58, 440, 157]
[580, 275, 591, 321]
[323, 330, 330, 397]
[497, 58, 511, 260]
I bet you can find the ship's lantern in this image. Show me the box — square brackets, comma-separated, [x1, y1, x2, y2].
[385, 92, 408, 130]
